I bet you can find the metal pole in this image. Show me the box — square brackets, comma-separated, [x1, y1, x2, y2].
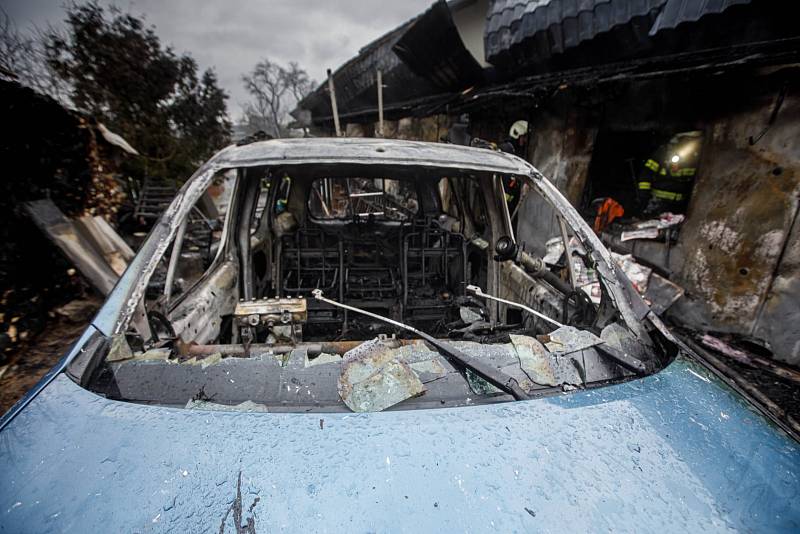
[377, 69, 384, 137]
[327, 68, 342, 137]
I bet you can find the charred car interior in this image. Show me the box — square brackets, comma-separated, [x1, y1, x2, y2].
[71, 139, 673, 413]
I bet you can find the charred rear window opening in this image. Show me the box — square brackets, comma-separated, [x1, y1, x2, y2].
[308, 177, 419, 221]
[78, 160, 671, 413]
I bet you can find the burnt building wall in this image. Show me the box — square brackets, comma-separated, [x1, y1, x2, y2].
[670, 89, 800, 365]
[333, 66, 800, 365]
[511, 69, 800, 365]
[514, 103, 596, 256]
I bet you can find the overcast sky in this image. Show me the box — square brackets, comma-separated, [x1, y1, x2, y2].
[5, 0, 432, 121]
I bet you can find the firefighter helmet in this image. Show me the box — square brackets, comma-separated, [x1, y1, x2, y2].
[509, 120, 529, 140]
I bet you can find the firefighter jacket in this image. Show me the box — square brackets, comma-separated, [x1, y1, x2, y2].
[638, 148, 696, 203]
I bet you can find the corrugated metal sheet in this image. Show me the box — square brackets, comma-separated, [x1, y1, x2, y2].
[484, 0, 753, 67]
[649, 0, 751, 34]
[393, 0, 485, 90]
[296, 0, 764, 124]
[297, 1, 489, 123]
[485, 0, 666, 65]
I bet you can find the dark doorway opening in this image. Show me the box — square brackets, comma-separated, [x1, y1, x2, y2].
[581, 130, 662, 218]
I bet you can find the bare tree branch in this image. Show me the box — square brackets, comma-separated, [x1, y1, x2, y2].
[241, 58, 315, 137]
[0, 8, 69, 104]
[284, 61, 314, 104]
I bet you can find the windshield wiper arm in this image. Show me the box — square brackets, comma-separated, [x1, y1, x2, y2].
[468, 286, 646, 374]
[312, 290, 530, 400]
[467, 285, 564, 328]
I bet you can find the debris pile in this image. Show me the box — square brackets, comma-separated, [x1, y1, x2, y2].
[0, 80, 134, 362]
[25, 199, 135, 296]
[546, 232, 684, 314]
[587, 204, 800, 430]
[620, 213, 685, 242]
[699, 334, 800, 385]
[331, 326, 644, 412]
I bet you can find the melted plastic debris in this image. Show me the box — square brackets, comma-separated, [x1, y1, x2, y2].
[511, 334, 582, 387]
[612, 252, 652, 293]
[543, 326, 603, 355]
[543, 236, 563, 265]
[106, 333, 133, 362]
[304, 352, 342, 368]
[386, 343, 450, 380]
[182, 352, 223, 369]
[391, 345, 451, 383]
[600, 322, 630, 350]
[645, 273, 684, 315]
[511, 335, 556, 386]
[390, 343, 436, 362]
[185, 399, 269, 412]
[338, 339, 425, 412]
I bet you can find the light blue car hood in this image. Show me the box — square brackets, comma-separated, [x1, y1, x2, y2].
[1, 355, 798, 533]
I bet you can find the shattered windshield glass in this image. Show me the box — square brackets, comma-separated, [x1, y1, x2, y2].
[81, 158, 664, 414]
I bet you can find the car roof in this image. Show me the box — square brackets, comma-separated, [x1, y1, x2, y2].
[210, 137, 533, 175]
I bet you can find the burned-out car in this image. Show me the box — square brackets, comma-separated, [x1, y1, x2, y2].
[1, 138, 798, 532]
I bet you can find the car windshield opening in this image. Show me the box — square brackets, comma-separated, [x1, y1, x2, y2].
[81, 160, 667, 413]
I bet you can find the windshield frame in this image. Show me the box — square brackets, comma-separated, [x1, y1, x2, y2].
[88, 140, 652, 360]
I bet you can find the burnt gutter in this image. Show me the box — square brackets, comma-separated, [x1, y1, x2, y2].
[474, 37, 800, 99]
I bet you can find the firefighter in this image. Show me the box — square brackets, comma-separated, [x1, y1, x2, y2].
[638, 131, 702, 215]
[497, 120, 529, 214]
[466, 120, 530, 214]
[498, 120, 529, 156]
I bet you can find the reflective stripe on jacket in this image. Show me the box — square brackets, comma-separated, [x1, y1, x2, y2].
[652, 189, 685, 201]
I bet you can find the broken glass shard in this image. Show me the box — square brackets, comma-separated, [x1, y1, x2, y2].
[338, 338, 425, 412]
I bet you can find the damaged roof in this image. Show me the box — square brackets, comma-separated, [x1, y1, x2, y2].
[484, 0, 755, 66]
[295, 0, 489, 124]
[294, 0, 777, 127]
[393, 0, 485, 90]
[648, 0, 751, 34]
[485, 0, 664, 66]
[213, 137, 533, 175]
[294, 12, 440, 125]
